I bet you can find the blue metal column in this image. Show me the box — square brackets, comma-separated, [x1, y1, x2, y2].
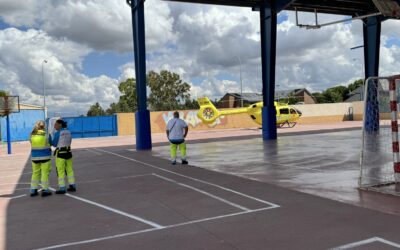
[128, 0, 152, 150]
[6, 114, 11, 154]
[363, 16, 381, 132]
[260, 2, 277, 140]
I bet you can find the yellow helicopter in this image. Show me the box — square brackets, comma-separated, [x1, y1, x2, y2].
[197, 97, 302, 128]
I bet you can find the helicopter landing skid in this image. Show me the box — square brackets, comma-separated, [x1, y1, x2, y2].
[279, 121, 297, 128]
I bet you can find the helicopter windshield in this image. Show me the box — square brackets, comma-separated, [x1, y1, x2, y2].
[290, 108, 302, 116]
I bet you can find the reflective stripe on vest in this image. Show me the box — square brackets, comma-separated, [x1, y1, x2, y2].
[31, 130, 51, 161]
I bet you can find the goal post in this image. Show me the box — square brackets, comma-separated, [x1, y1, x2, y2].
[359, 75, 400, 194]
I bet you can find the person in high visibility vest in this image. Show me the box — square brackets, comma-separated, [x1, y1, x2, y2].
[30, 120, 52, 197]
[49, 119, 76, 194]
[166, 111, 189, 165]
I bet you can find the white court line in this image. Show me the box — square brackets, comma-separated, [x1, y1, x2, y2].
[69, 174, 153, 185]
[330, 237, 400, 249]
[0, 194, 27, 200]
[0, 188, 30, 195]
[153, 173, 250, 211]
[35, 206, 275, 250]
[150, 147, 325, 173]
[94, 148, 280, 208]
[48, 188, 163, 229]
[76, 180, 101, 184]
[116, 173, 154, 179]
[85, 148, 103, 155]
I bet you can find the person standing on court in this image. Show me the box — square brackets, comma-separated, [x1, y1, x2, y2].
[49, 119, 76, 194]
[166, 111, 189, 165]
[30, 120, 52, 197]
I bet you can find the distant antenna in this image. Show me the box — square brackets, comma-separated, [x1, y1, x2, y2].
[372, 0, 400, 18]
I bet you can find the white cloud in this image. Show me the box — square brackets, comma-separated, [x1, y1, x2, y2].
[0, 28, 120, 114]
[0, 0, 40, 26]
[1, 1, 400, 114]
[0, 0, 175, 53]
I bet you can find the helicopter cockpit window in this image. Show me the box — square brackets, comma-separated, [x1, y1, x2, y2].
[290, 109, 297, 114]
[280, 108, 289, 114]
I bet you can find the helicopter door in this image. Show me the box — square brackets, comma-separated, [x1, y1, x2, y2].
[278, 108, 290, 123]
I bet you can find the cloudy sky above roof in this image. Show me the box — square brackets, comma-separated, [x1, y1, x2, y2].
[0, 0, 400, 115]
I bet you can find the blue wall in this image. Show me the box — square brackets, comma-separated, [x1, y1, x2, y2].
[1, 110, 45, 142]
[1, 113, 117, 142]
[62, 115, 117, 138]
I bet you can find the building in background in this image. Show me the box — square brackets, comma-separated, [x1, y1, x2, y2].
[345, 86, 364, 102]
[218, 89, 315, 108]
[275, 89, 316, 104]
[217, 93, 263, 108]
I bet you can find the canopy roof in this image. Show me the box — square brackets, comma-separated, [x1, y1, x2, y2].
[165, 0, 391, 17]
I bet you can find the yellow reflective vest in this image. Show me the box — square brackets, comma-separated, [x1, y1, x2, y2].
[30, 130, 52, 161]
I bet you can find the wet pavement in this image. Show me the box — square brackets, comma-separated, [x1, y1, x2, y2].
[2, 142, 400, 249]
[152, 129, 400, 215]
[3, 123, 400, 249]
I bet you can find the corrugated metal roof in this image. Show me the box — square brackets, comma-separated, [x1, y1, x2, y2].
[165, 0, 385, 16]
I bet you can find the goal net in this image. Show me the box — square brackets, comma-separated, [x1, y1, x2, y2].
[359, 75, 400, 195]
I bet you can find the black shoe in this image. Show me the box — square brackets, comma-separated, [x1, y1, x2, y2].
[30, 190, 38, 197]
[41, 190, 52, 197]
[55, 189, 66, 194]
[67, 185, 76, 192]
[182, 160, 188, 165]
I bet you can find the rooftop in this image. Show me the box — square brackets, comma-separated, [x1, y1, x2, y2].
[165, 0, 392, 16]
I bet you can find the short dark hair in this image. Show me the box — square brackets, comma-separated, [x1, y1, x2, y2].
[173, 111, 179, 118]
[56, 119, 68, 128]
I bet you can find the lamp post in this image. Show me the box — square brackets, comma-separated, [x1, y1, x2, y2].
[350, 45, 365, 80]
[41, 60, 48, 119]
[276, 84, 280, 103]
[234, 56, 243, 107]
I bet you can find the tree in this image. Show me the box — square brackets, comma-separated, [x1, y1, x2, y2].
[348, 79, 363, 93]
[0, 90, 7, 97]
[312, 92, 327, 103]
[182, 99, 199, 110]
[147, 70, 191, 111]
[323, 86, 349, 103]
[105, 78, 138, 115]
[88, 71, 197, 115]
[312, 80, 363, 104]
[87, 102, 106, 116]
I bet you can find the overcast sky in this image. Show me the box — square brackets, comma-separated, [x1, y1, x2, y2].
[0, 0, 400, 115]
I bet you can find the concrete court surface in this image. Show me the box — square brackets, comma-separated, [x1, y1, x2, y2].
[2, 146, 400, 250]
[2, 121, 400, 249]
[0, 121, 363, 157]
[152, 128, 400, 215]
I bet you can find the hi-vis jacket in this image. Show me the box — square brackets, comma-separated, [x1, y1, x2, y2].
[30, 130, 52, 161]
[49, 128, 72, 148]
[49, 128, 73, 159]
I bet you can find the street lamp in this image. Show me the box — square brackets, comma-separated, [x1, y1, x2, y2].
[234, 56, 243, 107]
[276, 84, 280, 102]
[41, 60, 48, 119]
